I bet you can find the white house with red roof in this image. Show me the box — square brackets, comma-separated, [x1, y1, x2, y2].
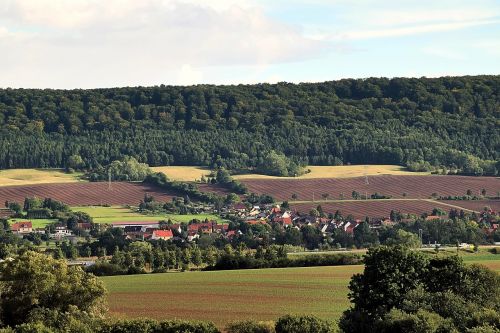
[11, 221, 32, 234]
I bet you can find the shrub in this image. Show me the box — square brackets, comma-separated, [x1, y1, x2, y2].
[275, 315, 335, 333]
[226, 320, 275, 333]
[97, 318, 220, 333]
[86, 262, 126, 276]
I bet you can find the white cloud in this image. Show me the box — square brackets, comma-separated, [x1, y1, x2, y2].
[177, 64, 203, 85]
[0, 0, 325, 88]
[332, 19, 500, 40]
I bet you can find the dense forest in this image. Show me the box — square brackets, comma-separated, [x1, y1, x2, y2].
[0, 76, 498, 174]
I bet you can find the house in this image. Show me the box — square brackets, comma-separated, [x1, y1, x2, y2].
[187, 231, 200, 242]
[246, 219, 267, 225]
[425, 215, 442, 221]
[213, 224, 229, 233]
[344, 221, 359, 234]
[188, 222, 217, 234]
[11, 221, 32, 234]
[233, 202, 247, 213]
[77, 222, 93, 231]
[152, 229, 173, 241]
[52, 226, 72, 239]
[123, 226, 143, 240]
[273, 216, 292, 227]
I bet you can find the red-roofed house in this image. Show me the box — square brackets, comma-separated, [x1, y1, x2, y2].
[213, 224, 229, 233]
[188, 222, 215, 234]
[11, 221, 32, 234]
[273, 216, 292, 227]
[246, 219, 267, 225]
[152, 229, 173, 240]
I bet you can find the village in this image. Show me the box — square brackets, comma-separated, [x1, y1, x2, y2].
[8, 200, 499, 252]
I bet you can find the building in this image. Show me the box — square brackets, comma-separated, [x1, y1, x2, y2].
[11, 221, 32, 234]
[151, 229, 173, 241]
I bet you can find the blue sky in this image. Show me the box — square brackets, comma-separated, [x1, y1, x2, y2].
[0, 0, 499, 88]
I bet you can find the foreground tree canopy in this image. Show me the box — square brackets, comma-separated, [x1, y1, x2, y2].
[340, 246, 500, 333]
[0, 251, 107, 327]
[0, 76, 498, 174]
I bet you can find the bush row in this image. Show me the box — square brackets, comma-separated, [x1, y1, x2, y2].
[209, 253, 362, 271]
[0, 316, 336, 333]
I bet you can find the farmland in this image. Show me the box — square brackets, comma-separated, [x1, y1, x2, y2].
[103, 256, 500, 328]
[0, 169, 83, 186]
[0, 182, 178, 206]
[150, 166, 211, 181]
[72, 206, 227, 224]
[233, 165, 430, 180]
[103, 265, 361, 328]
[289, 199, 458, 219]
[241, 175, 500, 201]
[440, 200, 500, 213]
[241, 174, 499, 218]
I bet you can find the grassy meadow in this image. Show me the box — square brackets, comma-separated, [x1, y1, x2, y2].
[103, 255, 499, 329]
[72, 206, 227, 224]
[8, 218, 57, 228]
[0, 168, 84, 186]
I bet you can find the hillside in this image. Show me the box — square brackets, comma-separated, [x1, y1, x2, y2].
[0, 76, 498, 175]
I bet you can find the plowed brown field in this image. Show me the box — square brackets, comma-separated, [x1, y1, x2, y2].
[241, 175, 500, 201]
[290, 200, 456, 219]
[0, 182, 178, 206]
[440, 200, 500, 213]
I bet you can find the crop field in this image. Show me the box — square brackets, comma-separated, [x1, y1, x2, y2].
[0, 168, 83, 186]
[0, 182, 178, 206]
[290, 199, 467, 219]
[196, 183, 233, 195]
[234, 165, 429, 180]
[72, 206, 226, 224]
[242, 175, 499, 201]
[440, 200, 500, 212]
[103, 265, 361, 328]
[150, 166, 211, 181]
[103, 256, 499, 328]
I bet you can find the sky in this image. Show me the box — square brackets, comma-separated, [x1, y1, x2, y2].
[0, 0, 499, 88]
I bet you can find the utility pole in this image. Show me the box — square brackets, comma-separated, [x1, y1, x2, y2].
[108, 169, 112, 190]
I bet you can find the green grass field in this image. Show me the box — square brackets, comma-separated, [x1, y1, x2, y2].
[8, 218, 57, 228]
[102, 256, 499, 328]
[103, 265, 360, 328]
[72, 206, 227, 224]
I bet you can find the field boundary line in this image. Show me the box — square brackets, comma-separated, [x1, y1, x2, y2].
[421, 199, 477, 213]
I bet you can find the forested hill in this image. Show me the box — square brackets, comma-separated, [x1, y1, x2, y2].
[0, 75, 498, 174]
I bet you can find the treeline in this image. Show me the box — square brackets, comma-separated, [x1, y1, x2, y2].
[144, 172, 221, 203]
[0, 76, 498, 174]
[86, 240, 362, 276]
